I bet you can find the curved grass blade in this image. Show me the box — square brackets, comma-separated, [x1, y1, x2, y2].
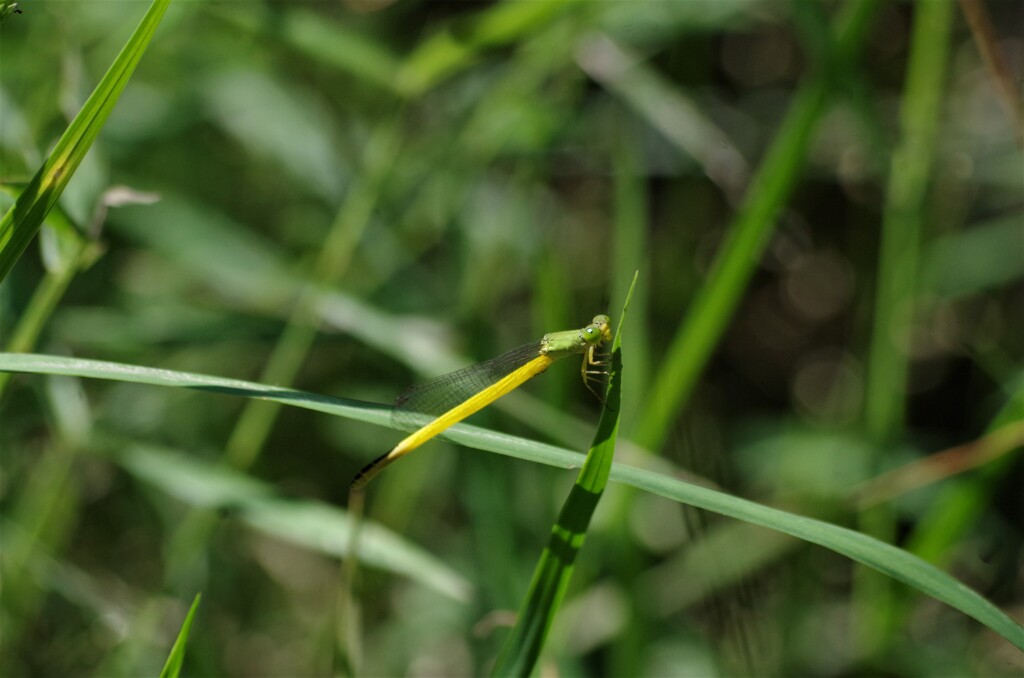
[491, 272, 637, 676]
[610, 463, 1024, 652]
[158, 593, 200, 678]
[1, 351, 1020, 650]
[0, 0, 172, 282]
[0, 351, 391, 427]
[110, 440, 470, 601]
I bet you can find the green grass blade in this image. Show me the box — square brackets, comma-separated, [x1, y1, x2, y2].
[0, 214, 101, 397]
[633, 77, 828, 451]
[158, 593, 201, 678]
[0, 351, 390, 427]
[0, 0, 171, 282]
[397, 0, 579, 96]
[864, 0, 954, 441]
[1, 351, 1020, 650]
[611, 463, 1024, 651]
[491, 273, 637, 676]
[857, 0, 956, 653]
[106, 440, 470, 601]
[634, 0, 882, 451]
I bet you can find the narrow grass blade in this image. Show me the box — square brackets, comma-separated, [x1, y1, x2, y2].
[1, 351, 1020, 650]
[397, 0, 578, 96]
[0, 213, 101, 397]
[634, 0, 882, 451]
[108, 440, 470, 601]
[491, 273, 638, 676]
[0, 0, 172, 282]
[857, 0, 956, 653]
[864, 0, 954, 441]
[158, 593, 200, 678]
[0, 352, 391, 428]
[610, 464, 1024, 652]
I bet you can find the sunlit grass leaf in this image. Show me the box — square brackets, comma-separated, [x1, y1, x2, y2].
[0, 0, 171, 282]
[491, 273, 636, 676]
[109, 440, 470, 601]
[0, 351, 390, 425]
[397, 0, 578, 96]
[158, 593, 200, 678]
[1, 351, 1021, 651]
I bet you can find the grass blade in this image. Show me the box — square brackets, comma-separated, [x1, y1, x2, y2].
[0, 351, 390, 427]
[491, 273, 637, 676]
[109, 440, 470, 601]
[1, 350, 1020, 650]
[158, 593, 200, 678]
[634, 0, 882, 451]
[397, 0, 578, 96]
[0, 0, 171, 282]
[864, 0, 955, 441]
[857, 0, 957, 652]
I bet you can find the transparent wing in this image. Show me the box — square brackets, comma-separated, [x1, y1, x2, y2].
[392, 340, 544, 431]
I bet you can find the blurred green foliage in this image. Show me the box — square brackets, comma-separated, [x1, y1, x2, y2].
[1, 0, 1022, 676]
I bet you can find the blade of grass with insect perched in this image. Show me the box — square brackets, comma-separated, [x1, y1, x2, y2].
[339, 313, 613, 673]
[491, 272, 637, 676]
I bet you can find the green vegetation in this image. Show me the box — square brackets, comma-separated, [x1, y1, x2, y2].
[159, 593, 201, 678]
[1, 1, 1021, 676]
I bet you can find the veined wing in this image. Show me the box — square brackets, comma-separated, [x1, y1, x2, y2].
[392, 340, 544, 431]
